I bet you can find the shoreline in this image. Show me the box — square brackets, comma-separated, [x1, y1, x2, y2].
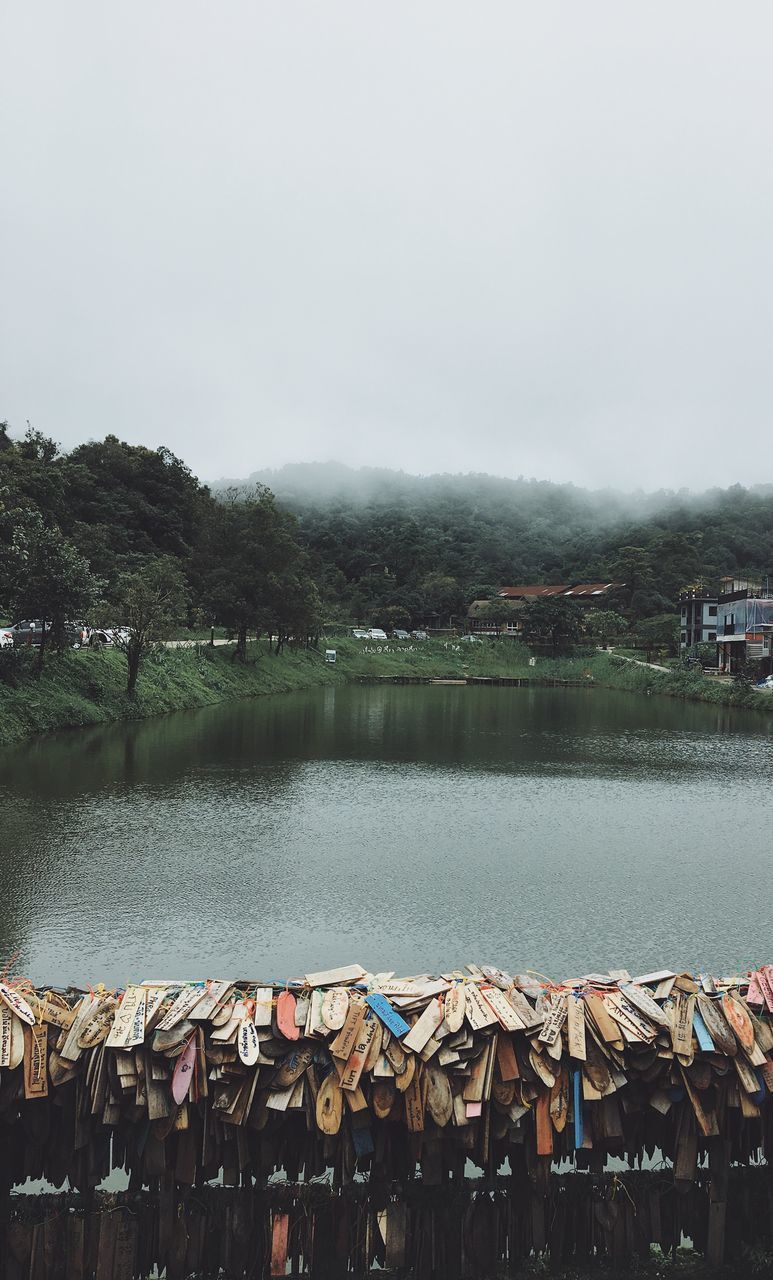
[0, 638, 768, 746]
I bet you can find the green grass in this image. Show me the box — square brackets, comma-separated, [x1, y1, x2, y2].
[0, 636, 769, 746]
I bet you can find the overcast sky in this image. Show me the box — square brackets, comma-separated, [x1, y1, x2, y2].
[2, 3, 772, 492]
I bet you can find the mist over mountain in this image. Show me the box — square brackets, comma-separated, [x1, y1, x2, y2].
[213, 461, 773, 622]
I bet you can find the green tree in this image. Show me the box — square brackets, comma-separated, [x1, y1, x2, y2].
[417, 573, 464, 626]
[370, 604, 412, 633]
[7, 518, 103, 669]
[583, 609, 628, 648]
[113, 558, 188, 695]
[635, 612, 680, 660]
[196, 487, 310, 661]
[519, 599, 582, 651]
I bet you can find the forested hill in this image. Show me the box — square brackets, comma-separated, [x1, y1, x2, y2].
[218, 462, 773, 619]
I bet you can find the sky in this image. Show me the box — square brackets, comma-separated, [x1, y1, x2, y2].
[2, 2, 772, 492]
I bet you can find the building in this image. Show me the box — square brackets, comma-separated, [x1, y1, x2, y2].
[467, 599, 525, 636]
[678, 587, 718, 650]
[716, 577, 773, 674]
[467, 582, 625, 636]
[496, 582, 623, 605]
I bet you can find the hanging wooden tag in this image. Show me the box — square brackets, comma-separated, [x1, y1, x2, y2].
[156, 985, 204, 1032]
[330, 1000, 367, 1060]
[315, 1072, 343, 1133]
[171, 1036, 197, 1105]
[538, 994, 568, 1046]
[621, 983, 670, 1027]
[425, 1063, 453, 1126]
[0, 1003, 12, 1068]
[366, 993, 411, 1038]
[10, 1012, 24, 1069]
[404, 1068, 425, 1132]
[0, 982, 35, 1026]
[321, 988, 350, 1031]
[77, 998, 119, 1050]
[444, 985, 465, 1033]
[340, 1015, 379, 1091]
[304, 963, 366, 987]
[464, 984, 499, 1031]
[696, 995, 736, 1056]
[495, 1034, 520, 1082]
[567, 994, 587, 1060]
[535, 1090, 553, 1155]
[721, 994, 754, 1054]
[237, 1019, 260, 1066]
[550, 1068, 569, 1133]
[273, 1045, 315, 1089]
[188, 980, 232, 1021]
[27, 995, 75, 1030]
[481, 986, 524, 1032]
[403, 999, 444, 1053]
[276, 991, 300, 1041]
[23, 1023, 48, 1098]
[671, 993, 696, 1057]
[506, 987, 544, 1030]
[106, 987, 147, 1049]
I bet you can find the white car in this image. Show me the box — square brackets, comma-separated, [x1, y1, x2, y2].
[90, 627, 131, 647]
[459, 634, 484, 644]
[367, 628, 388, 640]
[0, 626, 13, 648]
[351, 628, 370, 639]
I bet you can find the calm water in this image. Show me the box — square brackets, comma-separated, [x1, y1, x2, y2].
[1, 685, 772, 986]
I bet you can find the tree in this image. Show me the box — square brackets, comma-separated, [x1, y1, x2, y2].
[370, 604, 411, 633]
[270, 572, 322, 651]
[6, 517, 103, 669]
[113, 558, 188, 695]
[519, 599, 583, 651]
[635, 613, 680, 660]
[195, 487, 311, 661]
[416, 573, 465, 626]
[583, 609, 628, 648]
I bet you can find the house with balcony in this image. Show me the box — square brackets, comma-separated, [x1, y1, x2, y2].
[678, 587, 718, 650]
[716, 577, 773, 674]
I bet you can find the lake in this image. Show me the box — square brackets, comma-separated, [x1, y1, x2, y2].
[1, 684, 771, 986]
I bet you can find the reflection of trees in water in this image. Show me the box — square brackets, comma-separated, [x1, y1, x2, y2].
[0, 686, 767, 977]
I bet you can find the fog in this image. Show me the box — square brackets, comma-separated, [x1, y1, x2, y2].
[2, 2, 772, 492]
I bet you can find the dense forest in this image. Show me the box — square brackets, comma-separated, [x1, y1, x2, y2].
[0, 425, 321, 686]
[226, 461, 773, 626]
[3, 425, 773, 657]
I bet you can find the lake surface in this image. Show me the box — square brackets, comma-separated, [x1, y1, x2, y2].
[1, 684, 772, 986]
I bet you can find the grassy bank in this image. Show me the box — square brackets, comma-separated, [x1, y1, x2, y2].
[0, 636, 769, 745]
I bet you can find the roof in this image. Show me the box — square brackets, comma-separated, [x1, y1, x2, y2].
[497, 585, 568, 598]
[497, 582, 623, 599]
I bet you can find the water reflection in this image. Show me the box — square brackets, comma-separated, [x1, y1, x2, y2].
[0, 685, 771, 985]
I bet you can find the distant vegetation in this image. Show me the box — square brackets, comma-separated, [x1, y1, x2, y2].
[0, 424, 321, 691]
[225, 460, 773, 626]
[3, 426, 773, 671]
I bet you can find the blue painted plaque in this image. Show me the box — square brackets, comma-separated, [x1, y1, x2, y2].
[366, 993, 411, 1038]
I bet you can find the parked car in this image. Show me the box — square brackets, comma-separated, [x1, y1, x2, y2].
[367, 628, 388, 641]
[392, 629, 410, 640]
[8, 619, 89, 648]
[0, 626, 13, 648]
[6, 619, 90, 650]
[755, 675, 773, 690]
[351, 628, 370, 639]
[459, 634, 484, 644]
[89, 627, 131, 647]
[411, 630, 428, 640]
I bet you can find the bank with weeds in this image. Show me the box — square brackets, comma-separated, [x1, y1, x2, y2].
[0, 636, 769, 746]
